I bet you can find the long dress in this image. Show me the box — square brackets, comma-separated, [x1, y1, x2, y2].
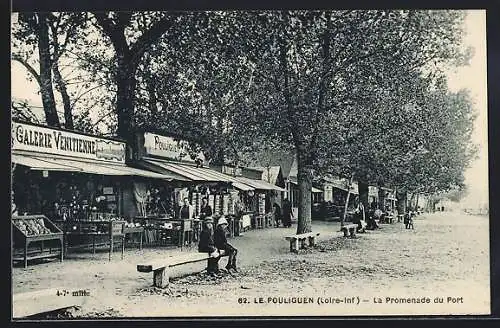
[282, 202, 292, 227]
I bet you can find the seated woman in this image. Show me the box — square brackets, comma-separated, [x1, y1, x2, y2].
[368, 209, 382, 230]
[214, 217, 238, 272]
[353, 199, 367, 233]
[198, 217, 220, 276]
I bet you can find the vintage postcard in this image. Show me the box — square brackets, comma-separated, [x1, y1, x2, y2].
[10, 5, 490, 319]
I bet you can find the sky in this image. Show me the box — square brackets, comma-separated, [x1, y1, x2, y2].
[10, 10, 489, 207]
[445, 10, 488, 207]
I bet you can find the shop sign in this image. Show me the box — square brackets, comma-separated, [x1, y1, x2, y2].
[368, 186, 378, 197]
[222, 165, 242, 176]
[143, 132, 205, 163]
[12, 121, 125, 163]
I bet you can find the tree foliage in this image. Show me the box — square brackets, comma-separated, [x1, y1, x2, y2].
[11, 10, 477, 231]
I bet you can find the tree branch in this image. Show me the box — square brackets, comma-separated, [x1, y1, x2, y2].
[70, 82, 109, 108]
[12, 54, 41, 85]
[92, 12, 130, 54]
[129, 15, 175, 65]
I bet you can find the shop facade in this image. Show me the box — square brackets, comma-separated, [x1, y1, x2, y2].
[130, 132, 270, 237]
[316, 175, 359, 219]
[11, 120, 176, 261]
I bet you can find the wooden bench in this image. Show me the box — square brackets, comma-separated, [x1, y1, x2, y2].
[340, 224, 358, 238]
[137, 252, 228, 288]
[284, 232, 320, 253]
[13, 288, 85, 318]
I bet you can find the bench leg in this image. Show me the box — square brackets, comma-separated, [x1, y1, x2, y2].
[342, 228, 349, 237]
[295, 239, 299, 252]
[60, 237, 64, 262]
[308, 236, 315, 247]
[289, 240, 294, 252]
[349, 228, 356, 238]
[153, 268, 169, 288]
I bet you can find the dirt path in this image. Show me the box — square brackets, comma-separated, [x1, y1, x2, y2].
[12, 212, 490, 317]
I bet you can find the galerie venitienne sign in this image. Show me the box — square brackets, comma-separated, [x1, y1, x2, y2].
[12, 121, 126, 163]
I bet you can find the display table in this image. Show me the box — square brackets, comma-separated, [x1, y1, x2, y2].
[134, 216, 177, 247]
[12, 215, 64, 268]
[57, 220, 126, 261]
[123, 226, 144, 250]
[254, 215, 265, 229]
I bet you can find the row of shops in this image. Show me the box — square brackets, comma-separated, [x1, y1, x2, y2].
[10, 120, 286, 266]
[10, 120, 402, 266]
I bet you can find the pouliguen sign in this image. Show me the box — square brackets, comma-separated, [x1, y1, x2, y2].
[143, 132, 205, 163]
[12, 122, 126, 163]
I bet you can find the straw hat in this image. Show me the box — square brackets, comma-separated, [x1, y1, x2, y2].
[217, 217, 228, 225]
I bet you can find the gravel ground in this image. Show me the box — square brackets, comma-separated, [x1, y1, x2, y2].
[12, 211, 490, 318]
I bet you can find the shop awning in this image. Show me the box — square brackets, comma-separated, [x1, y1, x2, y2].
[141, 158, 254, 190]
[235, 176, 286, 192]
[101, 165, 177, 180]
[12, 154, 81, 172]
[311, 186, 323, 193]
[12, 152, 177, 180]
[288, 177, 324, 193]
[48, 157, 139, 176]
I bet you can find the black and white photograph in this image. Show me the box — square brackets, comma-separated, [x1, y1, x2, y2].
[10, 4, 491, 319]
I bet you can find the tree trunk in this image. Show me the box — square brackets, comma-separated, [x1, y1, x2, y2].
[145, 74, 158, 116]
[408, 192, 416, 211]
[396, 190, 407, 214]
[116, 55, 138, 151]
[378, 187, 386, 210]
[52, 61, 73, 129]
[358, 182, 369, 211]
[296, 148, 313, 234]
[37, 13, 60, 127]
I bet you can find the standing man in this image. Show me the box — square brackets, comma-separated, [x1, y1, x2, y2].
[179, 197, 194, 220]
[200, 197, 213, 219]
[214, 217, 238, 272]
[282, 198, 293, 228]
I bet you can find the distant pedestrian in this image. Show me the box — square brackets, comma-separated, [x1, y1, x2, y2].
[369, 208, 382, 229]
[272, 202, 282, 227]
[282, 198, 293, 228]
[404, 212, 414, 229]
[353, 198, 366, 232]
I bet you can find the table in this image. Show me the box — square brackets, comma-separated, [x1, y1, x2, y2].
[254, 215, 265, 229]
[123, 226, 144, 250]
[64, 221, 125, 261]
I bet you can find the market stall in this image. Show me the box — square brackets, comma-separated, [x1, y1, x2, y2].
[12, 214, 64, 268]
[11, 121, 175, 259]
[130, 132, 256, 245]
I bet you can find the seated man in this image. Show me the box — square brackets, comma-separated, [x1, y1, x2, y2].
[198, 217, 220, 276]
[214, 217, 238, 272]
